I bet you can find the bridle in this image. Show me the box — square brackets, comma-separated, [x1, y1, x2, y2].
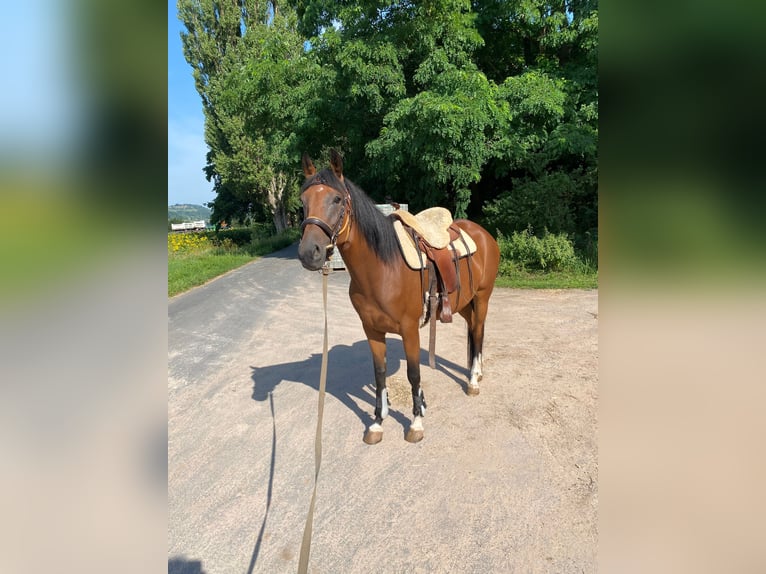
[300, 175, 352, 257]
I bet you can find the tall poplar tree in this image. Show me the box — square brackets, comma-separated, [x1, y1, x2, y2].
[178, 0, 317, 231]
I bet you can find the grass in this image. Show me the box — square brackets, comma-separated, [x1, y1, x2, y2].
[169, 252, 256, 296]
[168, 228, 299, 297]
[495, 268, 598, 289]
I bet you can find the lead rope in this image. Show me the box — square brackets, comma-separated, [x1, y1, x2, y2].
[297, 264, 330, 574]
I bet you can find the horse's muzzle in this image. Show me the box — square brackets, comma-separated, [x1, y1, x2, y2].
[298, 236, 330, 271]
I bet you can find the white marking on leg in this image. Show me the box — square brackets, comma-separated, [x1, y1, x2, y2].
[380, 388, 389, 419]
[416, 388, 426, 416]
[469, 355, 481, 387]
[410, 416, 424, 431]
[368, 422, 382, 433]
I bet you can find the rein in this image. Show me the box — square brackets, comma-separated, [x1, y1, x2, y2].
[298, 175, 353, 572]
[297, 264, 330, 574]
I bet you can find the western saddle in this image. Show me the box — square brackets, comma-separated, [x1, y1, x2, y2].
[390, 207, 475, 325]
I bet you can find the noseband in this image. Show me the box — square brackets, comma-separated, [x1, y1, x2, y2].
[300, 175, 352, 256]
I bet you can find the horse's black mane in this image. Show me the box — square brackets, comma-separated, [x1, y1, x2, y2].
[302, 168, 400, 265]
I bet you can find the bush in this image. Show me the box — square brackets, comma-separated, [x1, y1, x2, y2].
[483, 168, 597, 240]
[204, 223, 280, 247]
[251, 222, 276, 241]
[247, 228, 301, 256]
[497, 227, 581, 272]
[578, 230, 598, 269]
[211, 237, 238, 255]
[484, 172, 576, 237]
[204, 228, 252, 246]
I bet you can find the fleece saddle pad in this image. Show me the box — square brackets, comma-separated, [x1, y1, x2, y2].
[391, 209, 477, 270]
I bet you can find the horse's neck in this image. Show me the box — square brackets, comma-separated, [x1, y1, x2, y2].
[338, 228, 388, 294]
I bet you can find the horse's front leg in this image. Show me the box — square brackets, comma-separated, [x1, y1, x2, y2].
[363, 328, 389, 445]
[402, 328, 426, 443]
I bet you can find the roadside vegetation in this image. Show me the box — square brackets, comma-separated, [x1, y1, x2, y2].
[168, 227, 300, 296]
[168, 224, 596, 297]
[494, 227, 598, 289]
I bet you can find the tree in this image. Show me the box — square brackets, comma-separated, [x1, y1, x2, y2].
[292, 0, 597, 231]
[211, 7, 327, 232]
[477, 0, 598, 243]
[178, 0, 598, 243]
[204, 153, 261, 228]
[178, 0, 261, 225]
[366, 67, 512, 217]
[296, 0, 506, 217]
[178, 0, 315, 232]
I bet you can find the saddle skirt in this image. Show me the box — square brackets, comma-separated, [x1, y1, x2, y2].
[390, 208, 477, 270]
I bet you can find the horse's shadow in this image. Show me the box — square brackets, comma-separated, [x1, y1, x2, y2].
[168, 558, 205, 574]
[246, 339, 468, 570]
[250, 339, 470, 434]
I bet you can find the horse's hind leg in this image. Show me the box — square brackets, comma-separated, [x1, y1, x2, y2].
[363, 328, 389, 445]
[460, 297, 489, 396]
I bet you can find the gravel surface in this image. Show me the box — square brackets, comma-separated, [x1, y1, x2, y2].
[169, 244, 598, 574]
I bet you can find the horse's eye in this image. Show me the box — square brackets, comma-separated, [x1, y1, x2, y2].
[333, 196, 342, 204]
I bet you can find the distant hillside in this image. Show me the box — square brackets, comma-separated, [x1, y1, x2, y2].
[168, 204, 211, 222]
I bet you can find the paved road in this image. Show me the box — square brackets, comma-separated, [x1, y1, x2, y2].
[169, 244, 598, 574]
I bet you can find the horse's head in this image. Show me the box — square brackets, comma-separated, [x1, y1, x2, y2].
[298, 150, 352, 271]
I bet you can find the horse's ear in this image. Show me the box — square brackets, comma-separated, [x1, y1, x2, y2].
[302, 154, 316, 177]
[329, 149, 344, 180]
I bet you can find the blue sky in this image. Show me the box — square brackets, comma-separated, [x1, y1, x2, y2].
[168, 0, 213, 207]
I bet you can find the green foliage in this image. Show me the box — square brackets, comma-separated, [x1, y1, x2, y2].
[177, 0, 598, 262]
[497, 227, 582, 272]
[204, 227, 252, 247]
[366, 74, 503, 216]
[503, 70, 566, 126]
[179, 1, 317, 232]
[203, 225, 300, 252]
[206, 187, 241, 228]
[246, 227, 301, 256]
[580, 229, 599, 269]
[250, 222, 276, 241]
[484, 169, 595, 237]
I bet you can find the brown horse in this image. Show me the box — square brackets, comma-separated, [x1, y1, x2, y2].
[298, 150, 500, 444]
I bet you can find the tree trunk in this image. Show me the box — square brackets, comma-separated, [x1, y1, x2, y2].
[268, 171, 288, 234]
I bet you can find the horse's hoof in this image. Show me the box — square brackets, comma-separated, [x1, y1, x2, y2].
[363, 430, 383, 445]
[466, 384, 480, 396]
[405, 428, 424, 443]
